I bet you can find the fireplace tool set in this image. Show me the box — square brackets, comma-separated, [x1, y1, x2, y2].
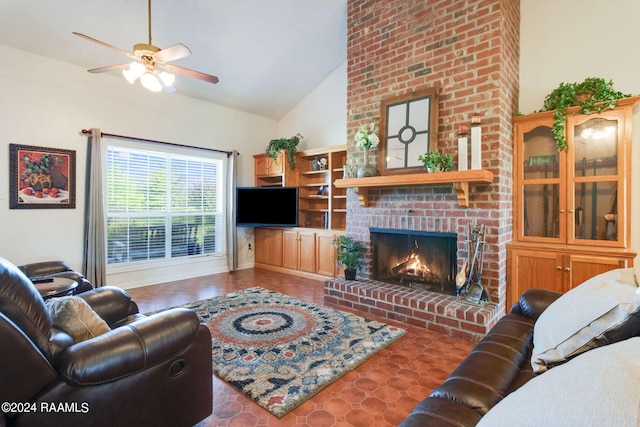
[457, 222, 488, 304]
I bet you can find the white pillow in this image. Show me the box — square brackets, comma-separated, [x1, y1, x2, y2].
[531, 268, 640, 373]
[478, 337, 640, 427]
[46, 296, 111, 342]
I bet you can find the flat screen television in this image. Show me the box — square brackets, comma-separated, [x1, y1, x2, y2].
[235, 186, 299, 227]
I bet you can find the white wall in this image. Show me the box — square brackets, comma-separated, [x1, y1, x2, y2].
[278, 61, 347, 150]
[519, 0, 640, 115]
[0, 44, 276, 287]
[236, 61, 348, 264]
[520, 0, 640, 255]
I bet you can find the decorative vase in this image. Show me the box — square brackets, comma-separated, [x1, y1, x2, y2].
[311, 157, 320, 171]
[357, 147, 378, 178]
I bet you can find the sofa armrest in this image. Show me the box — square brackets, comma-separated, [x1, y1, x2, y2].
[510, 288, 562, 321]
[78, 286, 138, 325]
[56, 308, 201, 385]
[399, 397, 482, 427]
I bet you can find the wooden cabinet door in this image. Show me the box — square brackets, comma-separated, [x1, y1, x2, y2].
[507, 247, 563, 308]
[282, 230, 299, 270]
[254, 228, 283, 266]
[316, 233, 336, 277]
[565, 253, 628, 290]
[269, 153, 284, 175]
[255, 155, 268, 177]
[298, 231, 316, 273]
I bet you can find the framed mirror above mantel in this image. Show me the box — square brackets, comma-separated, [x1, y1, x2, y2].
[378, 87, 440, 175]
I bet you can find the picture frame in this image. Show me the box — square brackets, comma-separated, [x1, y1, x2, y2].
[9, 144, 76, 209]
[378, 87, 440, 175]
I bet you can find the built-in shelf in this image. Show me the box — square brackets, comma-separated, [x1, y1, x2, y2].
[300, 208, 329, 213]
[301, 170, 329, 175]
[333, 169, 494, 207]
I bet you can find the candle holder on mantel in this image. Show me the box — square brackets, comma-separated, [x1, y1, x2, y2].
[470, 113, 482, 170]
[457, 124, 469, 171]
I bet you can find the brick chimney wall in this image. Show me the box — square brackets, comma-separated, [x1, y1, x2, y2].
[346, 0, 520, 312]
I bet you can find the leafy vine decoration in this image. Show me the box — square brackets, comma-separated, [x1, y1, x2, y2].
[539, 78, 631, 150]
[266, 133, 303, 169]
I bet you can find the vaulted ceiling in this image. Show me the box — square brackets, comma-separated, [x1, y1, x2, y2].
[0, 0, 347, 120]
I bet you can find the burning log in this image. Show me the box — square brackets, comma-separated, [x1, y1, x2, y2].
[392, 260, 412, 275]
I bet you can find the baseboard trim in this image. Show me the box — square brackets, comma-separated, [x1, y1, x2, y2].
[254, 263, 334, 281]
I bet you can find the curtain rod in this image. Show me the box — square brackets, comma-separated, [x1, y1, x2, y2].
[81, 129, 237, 157]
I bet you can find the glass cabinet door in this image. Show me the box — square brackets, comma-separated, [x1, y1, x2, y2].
[568, 115, 622, 245]
[521, 125, 563, 240]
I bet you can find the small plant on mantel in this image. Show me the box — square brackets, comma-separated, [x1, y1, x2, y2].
[418, 150, 453, 173]
[539, 77, 631, 151]
[266, 133, 303, 169]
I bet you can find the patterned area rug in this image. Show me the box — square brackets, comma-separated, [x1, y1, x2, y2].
[166, 287, 406, 417]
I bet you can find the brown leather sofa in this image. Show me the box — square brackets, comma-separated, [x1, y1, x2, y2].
[0, 257, 213, 427]
[400, 289, 562, 427]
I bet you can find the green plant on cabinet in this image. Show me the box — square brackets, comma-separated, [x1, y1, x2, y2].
[538, 77, 631, 151]
[266, 133, 303, 169]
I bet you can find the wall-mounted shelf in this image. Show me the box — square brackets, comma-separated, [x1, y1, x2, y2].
[333, 169, 494, 207]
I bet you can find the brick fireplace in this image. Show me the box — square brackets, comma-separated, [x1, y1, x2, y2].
[371, 228, 457, 295]
[324, 0, 520, 337]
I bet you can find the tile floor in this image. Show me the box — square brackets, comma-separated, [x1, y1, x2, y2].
[127, 268, 474, 427]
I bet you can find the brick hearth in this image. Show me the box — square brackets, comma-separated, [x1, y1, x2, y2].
[325, 278, 501, 342]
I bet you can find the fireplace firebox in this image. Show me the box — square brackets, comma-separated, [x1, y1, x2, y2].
[371, 228, 457, 295]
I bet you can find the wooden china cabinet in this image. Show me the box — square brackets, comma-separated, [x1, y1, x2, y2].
[506, 97, 639, 307]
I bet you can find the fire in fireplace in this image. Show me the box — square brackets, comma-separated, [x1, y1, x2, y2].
[371, 228, 457, 295]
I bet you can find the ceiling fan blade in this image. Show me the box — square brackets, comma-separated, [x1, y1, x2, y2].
[73, 32, 133, 58]
[87, 63, 131, 74]
[155, 43, 192, 63]
[165, 64, 219, 84]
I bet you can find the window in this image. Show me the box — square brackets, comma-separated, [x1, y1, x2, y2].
[105, 140, 225, 266]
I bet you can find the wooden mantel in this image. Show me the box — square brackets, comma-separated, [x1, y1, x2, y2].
[333, 169, 494, 207]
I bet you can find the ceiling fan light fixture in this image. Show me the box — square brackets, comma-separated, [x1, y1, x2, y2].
[140, 72, 163, 92]
[158, 71, 175, 87]
[122, 61, 145, 84]
[74, 0, 219, 92]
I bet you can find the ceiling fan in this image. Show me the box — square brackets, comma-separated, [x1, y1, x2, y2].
[73, 0, 219, 93]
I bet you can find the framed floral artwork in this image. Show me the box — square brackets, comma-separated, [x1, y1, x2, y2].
[378, 87, 440, 175]
[9, 144, 76, 209]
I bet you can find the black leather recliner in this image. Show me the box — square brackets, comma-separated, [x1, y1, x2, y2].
[0, 257, 213, 427]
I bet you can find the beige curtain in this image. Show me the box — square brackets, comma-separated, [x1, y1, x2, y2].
[227, 150, 239, 271]
[82, 128, 107, 287]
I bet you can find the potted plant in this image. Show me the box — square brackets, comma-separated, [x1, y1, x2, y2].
[266, 133, 303, 169]
[332, 235, 365, 280]
[539, 77, 631, 151]
[418, 150, 453, 173]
